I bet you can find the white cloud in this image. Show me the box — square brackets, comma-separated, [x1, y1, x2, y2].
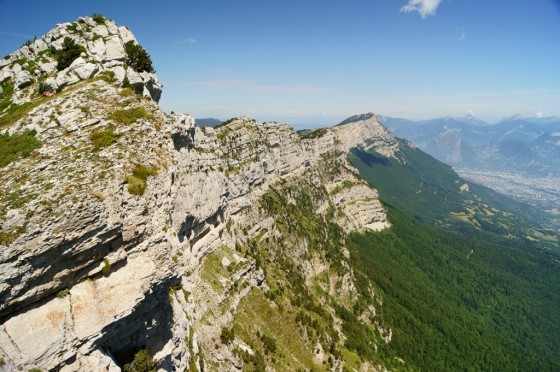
[180, 38, 197, 45]
[536, 110, 552, 118]
[400, 0, 443, 19]
[0, 30, 33, 39]
[458, 27, 466, 41]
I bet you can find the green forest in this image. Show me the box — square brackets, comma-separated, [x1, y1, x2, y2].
[348, 207, 560, 370]
[344, 142, 560, 370]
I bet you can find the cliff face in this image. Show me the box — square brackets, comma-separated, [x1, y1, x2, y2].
[0, 17, 399, 372]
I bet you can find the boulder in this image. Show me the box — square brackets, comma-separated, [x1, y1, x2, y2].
[14, 70, 33, 88]
[118, 26, 136, 44]
[104, 35, 126, 61]
[71, 59, 99, 80]
[55, 69, 80, 89]
[91, 24, 109, 38]
[88, 38, 106, 62]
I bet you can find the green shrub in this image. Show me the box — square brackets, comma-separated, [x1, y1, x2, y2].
[126, 164, 157, 196]
[97, 70, 116, 84]
[0, 225, 25, 246]
[119, 87, 136, 97]
[22, 36, 37, 48]
[56, 288, 70, 298]
[299, 127, 328, 139]
[108, 106, 154, 125]
[124, 41, 154, 73]
[0, 129, 42, 168]
[220, 327, 235, 345]
[38, 82, 54, 96]
[101, 259, 111, 276]
[124, 349, 157, 372]
[89, 127, 120, 150]
[66, 22, 79, 33]
[55, 37, 85, 71]
[0, 78, 15, 111]
[91, 13, 106, 25]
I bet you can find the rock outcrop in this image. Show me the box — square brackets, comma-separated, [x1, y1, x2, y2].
[0, 17, 400, 372]
[0, 16, 161, 103]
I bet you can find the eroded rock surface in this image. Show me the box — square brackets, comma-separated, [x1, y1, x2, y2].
[0, 17, 402, 372]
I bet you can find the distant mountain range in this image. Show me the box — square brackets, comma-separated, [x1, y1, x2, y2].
[194, 117, 222, 127]
[375, 114, 560, 177]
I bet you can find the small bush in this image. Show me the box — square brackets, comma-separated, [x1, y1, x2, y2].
[126, 164, 157, 196]
[38, 82, 55, 96]
[119, 87, 136, 97]
[121, 75, 131, 89]
[1, 101, 47, 129]
[109, 106, 154, 125]
[22, 36, 37, 48]
[56, 288, 70, 298]
[124, 41, 154, 73]
[89, 127, 120, 150]
[0, 129, 42, 168]
[55, 37, 85, 71]
[220, 327, 235, 345]
[97, 70, 116, 84]
[66, 22, 78, 33]
[124, 349, 157, 372]
[101, 258, 111, 276]
[92, 13, 106, 25]
[0, 225, 26, 246]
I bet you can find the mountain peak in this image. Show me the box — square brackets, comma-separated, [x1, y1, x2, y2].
[0, 15, 161, 106]
[337, 112, 377, 126]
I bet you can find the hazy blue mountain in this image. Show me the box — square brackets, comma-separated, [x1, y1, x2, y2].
[377, 114, 560, 176]
[195, 117, 222, 127]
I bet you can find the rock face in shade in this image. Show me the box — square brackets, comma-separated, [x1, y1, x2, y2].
[0, 17, 401, 372]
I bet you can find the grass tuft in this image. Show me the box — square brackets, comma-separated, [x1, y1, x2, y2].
[126, 164, 157, 196]
[0, 129, 42, 168]
[89, 127, 120, 150]
[109, 106, 154, 125]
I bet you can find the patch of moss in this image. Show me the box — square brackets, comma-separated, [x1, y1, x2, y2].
[56, 288, 70, 298]
[126, 164, 157, 196]
[119, 87, 136, 97]
[89, 127, 120, 150]
[0, 225, 26, 246]
[0, 129, 42, 168]
[101, 258, 111, 276]
[109, 106, 154, 125]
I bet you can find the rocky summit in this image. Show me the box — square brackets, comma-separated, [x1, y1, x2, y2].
[0, 16, 404, 372]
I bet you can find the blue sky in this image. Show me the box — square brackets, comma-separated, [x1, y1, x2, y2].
[1, 0, 559, 127]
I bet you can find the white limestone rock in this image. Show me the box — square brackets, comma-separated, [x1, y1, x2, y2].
[14, 70, 33, 88]
[104, 35, 126, 61]
[71, 58, 99, 80]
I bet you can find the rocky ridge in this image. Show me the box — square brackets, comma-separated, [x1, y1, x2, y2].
[0, 15, 161, 103]
[0, 17, 400, 372]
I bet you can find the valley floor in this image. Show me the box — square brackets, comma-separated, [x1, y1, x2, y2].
[456, 168, 560, 227]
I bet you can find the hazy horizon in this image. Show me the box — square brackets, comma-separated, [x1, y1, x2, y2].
[1, 0, 559, 125]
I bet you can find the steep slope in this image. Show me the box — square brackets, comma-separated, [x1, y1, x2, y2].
[345, 118, 558, 252]
[0, 17, 399, 372]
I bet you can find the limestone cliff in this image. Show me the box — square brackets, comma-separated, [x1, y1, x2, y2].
[0, 17, 401, 372]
